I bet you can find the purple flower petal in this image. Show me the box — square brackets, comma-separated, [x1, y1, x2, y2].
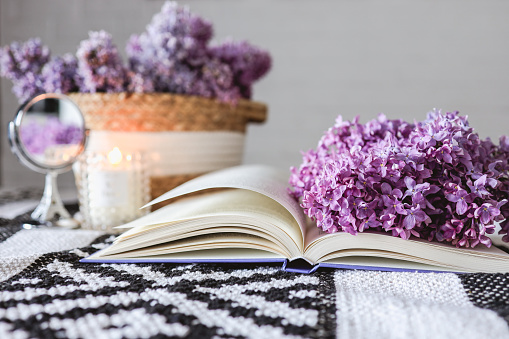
[403, 214, 416, 229]
[456, 199, 468, 215]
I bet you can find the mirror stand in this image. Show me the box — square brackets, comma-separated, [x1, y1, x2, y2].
[8, 93, 87, 229]
[31, 171, 71, 223]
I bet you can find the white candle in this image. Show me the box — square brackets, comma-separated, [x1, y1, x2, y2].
[84, 147, 148, 232]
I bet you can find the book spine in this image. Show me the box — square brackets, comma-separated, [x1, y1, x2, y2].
[282, 258, 320, 274]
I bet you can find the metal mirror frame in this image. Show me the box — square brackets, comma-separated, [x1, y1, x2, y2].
[7, 93, 88, 226]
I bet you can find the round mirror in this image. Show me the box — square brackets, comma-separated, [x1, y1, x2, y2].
[8, 93, 88, 227]
[9, 93, 86, 173]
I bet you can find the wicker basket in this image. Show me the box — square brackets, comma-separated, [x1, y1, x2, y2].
[68, 92, 267, 132]
[69, 92, 267, 208]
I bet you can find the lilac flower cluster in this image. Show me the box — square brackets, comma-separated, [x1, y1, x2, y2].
[209, 40, 273, 99]
[76, 30, 127, 93]
[42, 53, 81, 94]
[0, 1, 271, 104]
[125, 1, 213, 92]
[289, 110, 509, 248]
[0, 38, 50, 102]
[126, 1, 271, 102]
[20, 117, 83, 155]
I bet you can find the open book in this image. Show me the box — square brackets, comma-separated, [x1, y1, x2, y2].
[82, 165, 509, 273]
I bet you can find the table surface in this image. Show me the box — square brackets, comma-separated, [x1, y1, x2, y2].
[0, 188, 508, 339]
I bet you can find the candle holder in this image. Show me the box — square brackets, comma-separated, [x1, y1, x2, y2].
[76, 148, 150, 233]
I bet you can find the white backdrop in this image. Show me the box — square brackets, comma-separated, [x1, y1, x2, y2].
[1, 0, 508, 189]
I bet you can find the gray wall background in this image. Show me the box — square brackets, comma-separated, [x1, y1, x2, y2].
[1, 0, 508, 189]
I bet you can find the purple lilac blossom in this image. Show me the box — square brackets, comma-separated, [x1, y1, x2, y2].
[126, 1, 270, 102]
[0, 38, 50, 103]
[42, 53, 82, 93]
[191, 58, 240, 103]
[76, 30, 128, 93]
[125, 1, 212, 93]
[209, 39, 272, 99]
[0, 2, 271, 103]
[20, 117, 83, 155]
[289, 110, 509, 248]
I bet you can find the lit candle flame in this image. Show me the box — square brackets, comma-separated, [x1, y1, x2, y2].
[108, 147, 123, 165]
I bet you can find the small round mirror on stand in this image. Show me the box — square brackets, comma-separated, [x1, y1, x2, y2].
[8, 93, 88, 228]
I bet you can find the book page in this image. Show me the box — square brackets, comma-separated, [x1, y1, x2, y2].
[303, 218, 327, 248]
[108, 226, 291, 257]
[85, 248, 287, 263]
[110, 189, 303, 257]
[102, 232, 292, 259]
[143, 165, 307, 239]
[104, 189, 303, 257]
[301, 209, 509, 272]
[304, 231, 509, 273]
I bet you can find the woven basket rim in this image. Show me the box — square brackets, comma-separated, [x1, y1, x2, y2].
[67, 92, 267, 132]
[67, 92, 267, 109]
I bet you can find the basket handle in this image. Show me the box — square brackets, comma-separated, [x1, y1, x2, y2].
[238, 100, 268, 124]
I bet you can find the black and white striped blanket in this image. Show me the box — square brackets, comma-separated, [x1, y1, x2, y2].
[0, 190, 508, 338]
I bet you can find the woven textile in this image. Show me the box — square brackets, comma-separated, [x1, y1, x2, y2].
[0, 193, 509, 338]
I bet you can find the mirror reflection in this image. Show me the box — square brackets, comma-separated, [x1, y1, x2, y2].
[8, 93, 88, 227]
[19, 97, 84, 168]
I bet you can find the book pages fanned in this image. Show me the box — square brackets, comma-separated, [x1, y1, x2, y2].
[82, 165, 509, 274]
